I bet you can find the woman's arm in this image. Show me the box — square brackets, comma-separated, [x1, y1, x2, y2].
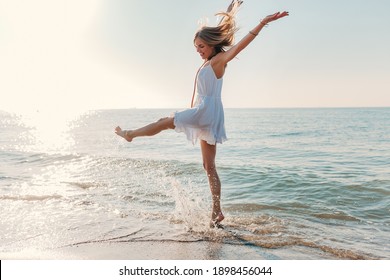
[226, 0, 243, 13]
[218, 11, 289, 65]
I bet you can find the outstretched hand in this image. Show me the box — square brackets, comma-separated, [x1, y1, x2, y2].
[226, 0, 243, 13]
[262, 11, 289, 25]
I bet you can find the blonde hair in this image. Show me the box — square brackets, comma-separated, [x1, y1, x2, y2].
[194, 2, 240, 57]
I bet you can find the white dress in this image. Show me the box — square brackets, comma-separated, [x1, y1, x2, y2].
[174, 63, 227, 145]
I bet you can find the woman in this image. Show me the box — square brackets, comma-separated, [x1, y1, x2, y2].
[115, 1, 288, 228]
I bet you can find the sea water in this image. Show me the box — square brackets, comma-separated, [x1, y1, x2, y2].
[0, 108, 389, 259]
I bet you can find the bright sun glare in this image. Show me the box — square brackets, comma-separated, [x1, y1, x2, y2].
[20, 109, 81, 154]
[0, 0, 107, 114]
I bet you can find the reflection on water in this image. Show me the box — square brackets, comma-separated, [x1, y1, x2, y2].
[18, 109, 85, 154]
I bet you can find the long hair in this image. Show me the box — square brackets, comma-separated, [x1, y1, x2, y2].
[194, 2, 240, 57]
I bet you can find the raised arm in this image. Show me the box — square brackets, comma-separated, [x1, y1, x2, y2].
[219, 11, 289, 65]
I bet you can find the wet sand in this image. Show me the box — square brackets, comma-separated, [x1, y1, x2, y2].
[1, 240, 340, 260]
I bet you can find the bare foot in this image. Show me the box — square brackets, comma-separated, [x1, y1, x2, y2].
[210, 212, 225, 229]
[115, 126, 133, 142]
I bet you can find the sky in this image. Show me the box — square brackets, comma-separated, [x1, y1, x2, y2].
[0, 0, 389, 114]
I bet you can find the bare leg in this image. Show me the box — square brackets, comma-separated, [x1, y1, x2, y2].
[200, 140, 224, 228]
[115, 117, 175, 142]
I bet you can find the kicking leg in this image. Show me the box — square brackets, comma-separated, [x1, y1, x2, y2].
[115, 117, 175, 142]
[200, 140, 224, 228]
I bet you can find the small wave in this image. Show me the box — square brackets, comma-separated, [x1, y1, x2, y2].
[0, 175, 10, 181]
[183, 214, 373, 259]
[232, 236, 371, 260]
[0, 194, 62, 201]
[346, 182, 390, 196]
[3, 152, 85, 168]
[61, 228, 145, 247]
[225, 203, 285, 212]
[63, 181, 104, 189]
[314, 212, 360, 222]
[269, 131, 305, 138]
[223, 227, 370, 259]
[74, 200, 95, 206]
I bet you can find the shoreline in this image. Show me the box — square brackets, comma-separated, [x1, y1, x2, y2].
[0, 240, 347, 260]
[1, 241, 267, 260]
